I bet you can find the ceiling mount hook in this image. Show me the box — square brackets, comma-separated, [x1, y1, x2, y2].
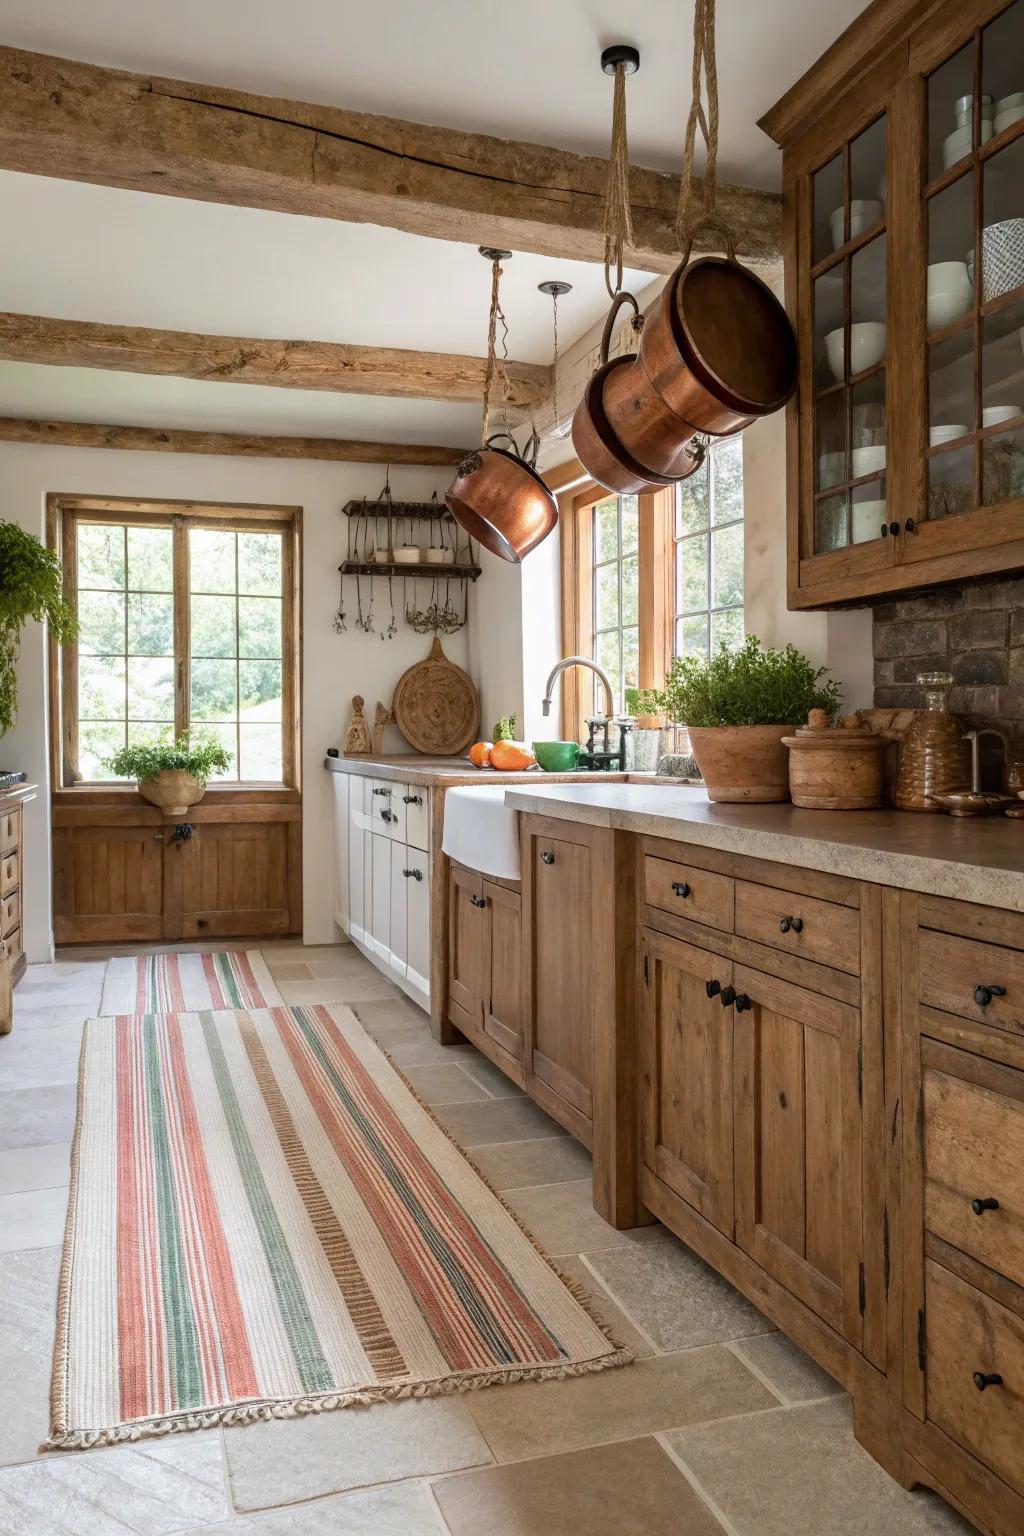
[601, 44, 640, 76]
[537, 281, 573, 299]
[478, 246, 513, 263]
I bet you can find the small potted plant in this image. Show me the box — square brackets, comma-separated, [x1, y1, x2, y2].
[107, 732, 232, 816]
[655, 636, 841, 802]
[0, 522, 77, 734]
[624, 686, 666, 773]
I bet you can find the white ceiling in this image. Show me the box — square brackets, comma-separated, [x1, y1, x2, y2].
[0, 0, 868, 443]
[0, 172, 643, 361]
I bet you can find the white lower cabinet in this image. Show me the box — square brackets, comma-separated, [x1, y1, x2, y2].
[389, 841, 408, 978]
[404, 846, 430, 996]
[371, 831, 392, 964]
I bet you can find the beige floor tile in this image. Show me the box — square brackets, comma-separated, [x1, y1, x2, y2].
[383, 1034, 476, 1068]
[457, 1054, 526, 1099]
[556, 1256, 656, 1360]
[666, 1396, 977, 1535]
[350, 997, 433, 1035]
[0, 1142, 71, 1196]
[467, 1136, 594, 1192]
[0, 1084, 78, 1152]
[504, 1180, 668, 1258]
[730, 1331, 844, 1405]
[0, 1245, 60, 1466]
[224, 1397, 492, 1510]
[277, 976, 397, 1004]
[466, 1347, 775, 1464]
[585, 1235, 776, 1351]
[177, 1480, 445, 1535]
[306, 953, 386, 979]
[266, 962, 313, 982]
[0, 1023, 84, 1088]
[433, 1435, 723, 1536]
[259, 943, 339, 960]
[9, 1004, 90, 1033]
[0, 1186, 68, 1254]
[0, 1431, 228, 1533]
[431, 1097, 567, 1148]
[402, 1063, 491, 1105]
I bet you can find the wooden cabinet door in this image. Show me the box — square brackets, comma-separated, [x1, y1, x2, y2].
[483, 879, 522, 1062]
[53, 822, 164, 943]
[641, 930, 734, 1238]
[733, 962, 863, 1345]
[526, 829, 594, 1125]
[179, 820, 292, 939]
[448, 863, 486, 1025]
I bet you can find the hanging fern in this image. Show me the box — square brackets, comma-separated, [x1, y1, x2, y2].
[0, 522, 77, 735]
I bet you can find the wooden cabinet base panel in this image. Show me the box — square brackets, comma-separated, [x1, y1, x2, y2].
[449, 999, 526, 1089]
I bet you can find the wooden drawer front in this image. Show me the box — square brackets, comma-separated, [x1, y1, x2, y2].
[0, 848, 18, 896]
[5, 925, 22, 969]
[643, 855, 734, 932]
[1, 889, 20, 938]
[919, 929, 1024, 1035]
[0, 806, 20, 854]
[923, 1048, 1024, 1290]
[925, 1259, 1024, 1498]
[735, 881, 860, 975]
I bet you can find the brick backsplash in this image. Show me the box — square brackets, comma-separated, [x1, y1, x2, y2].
[872, 577, 1024, 759]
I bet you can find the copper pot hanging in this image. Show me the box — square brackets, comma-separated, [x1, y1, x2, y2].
[446, 430, 557, 564]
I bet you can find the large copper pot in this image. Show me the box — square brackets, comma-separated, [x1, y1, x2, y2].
[445, 431, 557, 564]
[640, 256, 798, 435]
[572, 293, 704, 496]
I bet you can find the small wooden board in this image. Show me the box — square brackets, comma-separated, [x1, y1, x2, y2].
[392, 638, 479, 756]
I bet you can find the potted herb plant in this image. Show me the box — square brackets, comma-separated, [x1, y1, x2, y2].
[654, 636, 841, 802]
[624, 685, 667, 773]
[0, 522, 77, 734]
[107, 733, 232, 816]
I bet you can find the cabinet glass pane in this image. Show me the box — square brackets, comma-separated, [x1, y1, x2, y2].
[983, 424, 1024, 505]
[816, 493, 849, 552]
[850, 234, 887, 374]
[981, 133, 1024, 305]
[929, 328, 975, 446]
[927, 44, 976, 182]
[982, 2, 1024, 137]
[982, 295, 1024, 429]
[928, 443, 975, 521]
[814, 269, 845, 390]
[927, 174, 975, 337]
[816, 389, 847, 490]
[850, 115, 886, 224]
[813, 152, 844, 262]
[852, 477, 887, 544]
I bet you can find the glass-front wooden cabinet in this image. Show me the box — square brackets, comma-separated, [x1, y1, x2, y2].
[768, 0, 1024, 608]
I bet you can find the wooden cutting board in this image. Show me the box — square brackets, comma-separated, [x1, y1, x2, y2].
[392, 638, 480, 756]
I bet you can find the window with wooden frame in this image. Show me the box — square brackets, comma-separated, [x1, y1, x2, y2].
[672, 436, 745, 660]
[51, 497, 300, 790]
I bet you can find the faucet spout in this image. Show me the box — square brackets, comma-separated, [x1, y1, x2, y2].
[541, 655, 615, 724]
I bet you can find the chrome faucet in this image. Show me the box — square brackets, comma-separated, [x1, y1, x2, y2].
[541, 655, 615, 720]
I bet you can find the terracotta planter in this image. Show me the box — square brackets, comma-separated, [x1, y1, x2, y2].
[138, 769, 206, 818]
[687, 724, 794, 803]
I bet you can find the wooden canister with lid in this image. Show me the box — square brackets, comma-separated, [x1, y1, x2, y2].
[782, 710, 888, 810]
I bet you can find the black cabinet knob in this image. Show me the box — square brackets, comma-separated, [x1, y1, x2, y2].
[973, 1371, 1003, 1392]
[470, 894, 488, 909]
[880, 523, 889, 538]
[971, 1196, 1000, 1215]
[779, 916, 804, 934]
[888, 521, 900, 536]
[540, 851, 555, 865]
[705, 979, 722, 999]
[671, 881, 690, 898]
[402, 867, 424, 881]
[720, 985, 737, 1008]
[735, 994, 753, 1013]
[974, 983, 1006, 1008]
[904, 518, 916, 533]
[402, 793, 423, 805]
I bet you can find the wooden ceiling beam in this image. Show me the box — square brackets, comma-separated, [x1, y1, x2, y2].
[0, 47, 782, 271]
[0, 312, 548, 407]
[0, 417, 465, 465]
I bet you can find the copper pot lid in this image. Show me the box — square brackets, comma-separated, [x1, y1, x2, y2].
[782, 710, 888, 749]
[673, 258, 798, 417]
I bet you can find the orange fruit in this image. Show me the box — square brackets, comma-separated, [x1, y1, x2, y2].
[468, 741, 494, 768]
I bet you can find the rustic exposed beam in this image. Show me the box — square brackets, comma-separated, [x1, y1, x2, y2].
[0, 417, 465, 465]
[0, 312, 548, 407]
[0, 47, 782, 271]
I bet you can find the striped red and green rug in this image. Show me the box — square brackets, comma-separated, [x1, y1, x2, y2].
[98, 950, 282, 1016]
[50, 1002, 628, 1447]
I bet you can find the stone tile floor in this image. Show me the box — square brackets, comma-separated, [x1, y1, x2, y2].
[0, 942, 978, 1536]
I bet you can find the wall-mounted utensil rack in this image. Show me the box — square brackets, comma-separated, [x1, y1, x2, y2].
[338, 560, 482, 580]
[336, 496, 480, 638]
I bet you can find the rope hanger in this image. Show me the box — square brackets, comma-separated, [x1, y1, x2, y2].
[676, 0, 737, 264]
[603, 56, 636, 299]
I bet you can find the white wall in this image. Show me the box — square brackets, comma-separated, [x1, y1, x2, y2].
[0, 442, 473, 960]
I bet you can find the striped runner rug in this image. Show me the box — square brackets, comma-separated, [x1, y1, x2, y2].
[98, 950, 282, 1016]
[50, 1003, 628, 1448]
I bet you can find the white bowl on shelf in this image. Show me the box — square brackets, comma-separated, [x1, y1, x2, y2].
[982, 405, 1021, 428]
[851, 444, 887, 477]
[926, 260, 973, 330]
[996, 92, 1024, 113]
[943, 121, 993, 168]
[392, 545, 421, 564]
[828, 199, 883, 251]
[852, 499, 887, 543]
[930, 424, 970, 447]
[824, 321, 886, 382]
[423, 547, 455, 565]
[995, 105, 1024, 134]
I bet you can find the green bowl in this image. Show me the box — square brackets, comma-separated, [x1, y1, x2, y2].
[533, 740, 580, 773]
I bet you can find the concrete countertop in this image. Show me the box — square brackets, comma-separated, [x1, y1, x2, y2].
[501, 781, 1024, 914]
[324, 753, 631, 788]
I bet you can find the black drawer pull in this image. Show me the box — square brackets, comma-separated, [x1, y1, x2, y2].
[779, 915, 804, 934]
[880, 522, 889, 538]
[379, 808, 394, 822]
[973, 1371, 1003, 1392]
[402, 793, 423, 805]
[705, 979, 721, 999]
[671, 881, 690, 898]
[470, 893, 488, 908]
[540, 851, 555, 865]
[974, 984, 1006, 1008]
[372, 786, 390, 796]
[971, 1196, 1000, 1215]
[734, 994, 752, 1013]
[720, 985, 737, 1008]
[402, 867, 423, 881]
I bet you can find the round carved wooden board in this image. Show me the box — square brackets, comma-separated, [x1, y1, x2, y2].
[392, 638, 480, 756]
